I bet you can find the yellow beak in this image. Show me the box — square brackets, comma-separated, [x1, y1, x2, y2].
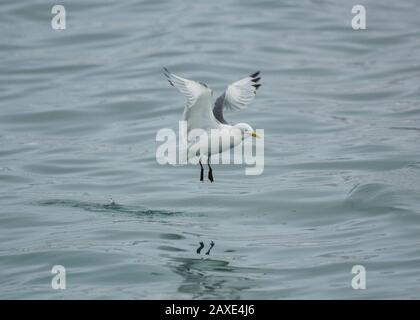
[251, 131, 260, 138]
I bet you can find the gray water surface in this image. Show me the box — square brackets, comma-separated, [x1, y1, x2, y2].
[1, 0, 420, 299]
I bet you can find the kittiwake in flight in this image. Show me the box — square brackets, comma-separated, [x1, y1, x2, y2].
[163, 68, 261, 182]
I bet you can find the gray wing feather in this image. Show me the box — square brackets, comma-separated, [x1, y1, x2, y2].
[213, 93, 227, 124]
[212, 71, 261, 124]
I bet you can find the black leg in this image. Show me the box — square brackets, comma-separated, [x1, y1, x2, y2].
[205, 241, 215, 255]
[207, 156, 214, 183]
[199, 160, 204, 182]
[196, 241, 204, 254]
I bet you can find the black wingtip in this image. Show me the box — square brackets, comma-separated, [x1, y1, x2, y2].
[163, 67, 173, 86]
[253, 83, 261, 90]
[250, 71, 260, 78]
[251, 76, 261, 83]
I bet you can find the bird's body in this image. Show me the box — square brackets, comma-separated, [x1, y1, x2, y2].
[164, 68, 261, 182]
[187, 123, 243, 159]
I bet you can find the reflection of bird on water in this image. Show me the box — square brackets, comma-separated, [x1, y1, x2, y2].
[196, 241, 204, 254]
[170, 256, 255, 299]
[196, 241, 215, 255]
[205, 241, 215, 255]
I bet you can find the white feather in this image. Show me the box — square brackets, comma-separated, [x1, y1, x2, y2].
[223, 75, 259, 111]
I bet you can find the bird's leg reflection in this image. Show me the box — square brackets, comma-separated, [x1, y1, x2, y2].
[199, 160, 204, 182]
[205, 241, 215, 255]
[207, 156, 214, 182]
[196, 241, 204, 254]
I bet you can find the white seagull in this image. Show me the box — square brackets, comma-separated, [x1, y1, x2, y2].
[163, 68, 261, 182]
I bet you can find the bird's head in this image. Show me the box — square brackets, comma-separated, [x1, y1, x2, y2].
[234, 123, 259, 139]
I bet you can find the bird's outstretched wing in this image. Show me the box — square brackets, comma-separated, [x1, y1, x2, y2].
[213, 71, 261, 124]
[163, 67, 205, 110]
[163, 68, 219, 132]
